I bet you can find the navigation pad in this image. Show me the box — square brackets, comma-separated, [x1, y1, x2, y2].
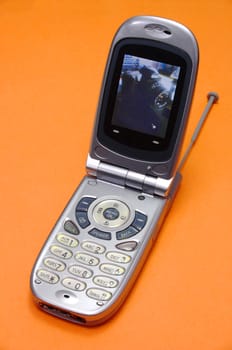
[75, 197, 147, 241]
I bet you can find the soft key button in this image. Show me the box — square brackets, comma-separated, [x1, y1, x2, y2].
[75, 197, 96, 229]
[88, 228, 111, 240]
[116, 226, 138, 240]
[76, 197, 96, 212]
[75, 252, 99, 266]
[82, 241, 106, 254]
[50, 245, 73, 259]
[62, 277, 86, 291]
[93, 275, 118, 288]
[116, 241, 138, 252]
[75, 212, 90, 229]
[100, 263, 125, 276]
[56, 234, 79, 248]
[87, 288, 112, 301]
[106, 251, 131, 264]
[43, 257, 66, 271]
[132, 211, 147, 231]
[63, 219, 79, 235]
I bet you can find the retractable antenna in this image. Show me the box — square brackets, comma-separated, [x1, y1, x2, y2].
[177, 92, 219, 173]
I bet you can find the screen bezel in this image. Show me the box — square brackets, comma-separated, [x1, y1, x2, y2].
[97, 38, 193, 162]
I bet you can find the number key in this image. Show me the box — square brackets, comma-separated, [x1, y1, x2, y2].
[43, 257, 66, 271]
[50, 245, 72, 259]
[75, 252, 99, 266]
[56, 233, 79, 248]
[81, 241, 106, 254]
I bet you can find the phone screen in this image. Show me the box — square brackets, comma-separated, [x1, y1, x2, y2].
[97, 39, 192, 161]
[112, 54, 181, 142]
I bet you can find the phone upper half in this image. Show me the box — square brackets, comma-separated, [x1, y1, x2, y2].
[88, 16, 199, 180]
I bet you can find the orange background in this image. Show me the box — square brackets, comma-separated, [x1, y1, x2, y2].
[0, 1, 231, 349]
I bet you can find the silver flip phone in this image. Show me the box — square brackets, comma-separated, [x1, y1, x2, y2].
[31, 16, 199, 326]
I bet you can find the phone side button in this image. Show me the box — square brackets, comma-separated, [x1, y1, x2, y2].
[88, 228, 112, 240]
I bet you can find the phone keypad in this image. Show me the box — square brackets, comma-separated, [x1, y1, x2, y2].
[39, 243, 130, 304]
[36, 196, 148, 306]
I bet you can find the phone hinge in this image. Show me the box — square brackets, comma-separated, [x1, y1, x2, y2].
[86, 155, 173, 197]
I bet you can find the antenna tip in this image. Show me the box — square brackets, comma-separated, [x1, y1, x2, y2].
[207, 91, 219, 102]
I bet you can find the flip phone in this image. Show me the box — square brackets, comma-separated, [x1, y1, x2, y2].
[31, 16, 199, 325]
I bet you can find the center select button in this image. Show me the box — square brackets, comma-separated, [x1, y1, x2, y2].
[92, 199, 130, 228]
[103, 207, 120, 221]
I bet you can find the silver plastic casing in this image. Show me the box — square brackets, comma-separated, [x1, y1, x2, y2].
[31, 173, 181, 326]
[30, 16, 198, 326]
[89, 15, 198, 181]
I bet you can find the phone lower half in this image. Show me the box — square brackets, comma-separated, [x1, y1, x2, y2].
[30, 175, 180, 326]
